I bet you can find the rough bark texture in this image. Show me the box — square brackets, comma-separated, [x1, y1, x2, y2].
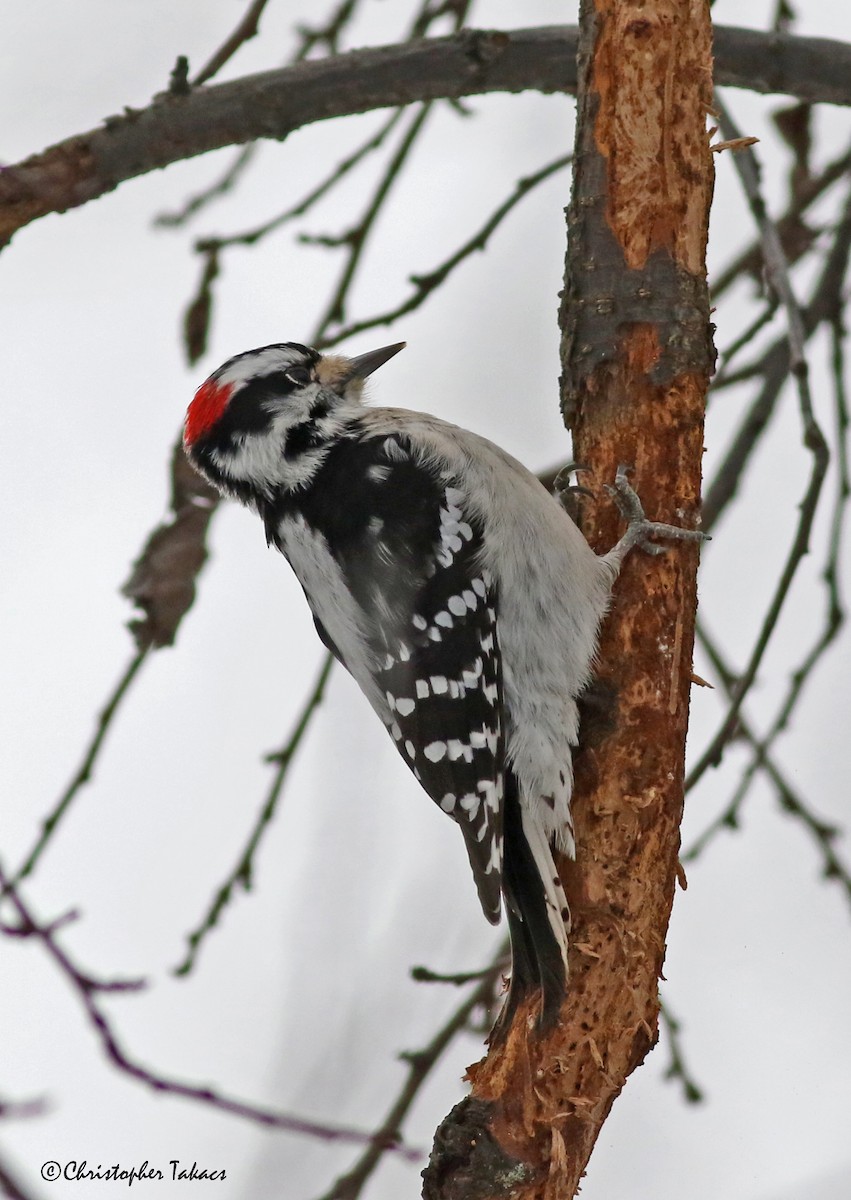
[425, 2, 713, 1197]
[2, 24, 849, 249]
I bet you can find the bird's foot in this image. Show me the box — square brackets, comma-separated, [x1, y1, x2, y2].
[605, 464, 709, 564]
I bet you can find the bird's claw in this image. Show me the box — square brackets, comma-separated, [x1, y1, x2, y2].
[606, 464, 709, 560]
[554, 462, 594, 518]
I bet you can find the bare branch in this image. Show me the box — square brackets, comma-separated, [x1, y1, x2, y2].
[411, 960, 505, 986]
[0, 865, 418, 1158]
[5, 26, 851, 248]
[183, 246, 219, 363]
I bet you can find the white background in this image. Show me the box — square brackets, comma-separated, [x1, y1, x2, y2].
[2, 2, 850, 1198]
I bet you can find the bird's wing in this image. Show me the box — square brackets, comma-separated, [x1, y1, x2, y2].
[285, 431, 505, 922]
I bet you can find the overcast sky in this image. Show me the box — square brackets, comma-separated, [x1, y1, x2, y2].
[2, 3, 851, 1199]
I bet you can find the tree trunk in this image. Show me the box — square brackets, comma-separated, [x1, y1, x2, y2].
[424, 2, 713, 1196]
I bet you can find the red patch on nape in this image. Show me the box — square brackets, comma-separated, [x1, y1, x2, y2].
[184, 379, 235, 446]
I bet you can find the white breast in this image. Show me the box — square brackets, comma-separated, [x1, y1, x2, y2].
[276, 513, 387, 717]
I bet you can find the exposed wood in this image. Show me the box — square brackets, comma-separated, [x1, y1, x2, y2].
[3, 24, 851, 248]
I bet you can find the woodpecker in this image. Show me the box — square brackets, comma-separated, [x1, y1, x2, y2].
[183, 340, 703, 1034]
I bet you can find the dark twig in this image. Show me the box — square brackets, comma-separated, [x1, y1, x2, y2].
[174, 652, 334, 976]
[713, 298, 779, 383]
[314, 949, 505, 1200]
[0, 864, 417, 1157]
[0, 1095, 48, 1122]
[659, 996, 704, 1104]
[154, 0, 364, 230]
[312, 102, 434, 337]
[686, 312, 850, 904]
[704, 190, 851, 530]
[0, 1151, 43, 1200]
[154, 146, 258, 229]
[192, 0, 271, 87]
[687, 101, 830, 789]
[195, 110, 406, 254]
[3, 648, 148, 895]
[411, 961, 504, 986]
[711, 145, 851, 301]
[296, 0, 361, 58]
[686, 624, 851, 906]
[320, 152, 572, 348]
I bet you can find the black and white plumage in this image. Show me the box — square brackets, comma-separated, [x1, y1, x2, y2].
[183, 340, 702, 1033]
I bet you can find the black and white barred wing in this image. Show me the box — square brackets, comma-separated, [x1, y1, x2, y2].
[374, 536, 505, 925]
[290, 432, 505, 923]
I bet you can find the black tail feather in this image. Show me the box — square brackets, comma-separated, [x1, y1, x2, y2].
[490, 772, 568, 1040]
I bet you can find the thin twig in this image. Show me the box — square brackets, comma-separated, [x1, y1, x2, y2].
[195, 110, 406, 253]
[685, 625, 851, 906]
[658, 996, 704, 1104]
[0, 863, 417, 1158]
[713, 298, 779, 383]
[3, 649, 148, 895]
[686, 315, 850, 902]
[154, 146, 258, 229]
[173, 652, 334, 976]
[711, 145, 851, 300]
[0, 1151, 43, 1200]
[704, 190, 851, 529]
[312, 102, 434, 337]
[0, 1096, 48, 1122]
[687, 103, 830, 788]
[411, 962, 503, 986]
[296, 0, 361, 58]
[319, 152, 572, 348]
[314, 948, 505, 1200]
[153, 0, 365, 229]
[192, 0, 271, 87]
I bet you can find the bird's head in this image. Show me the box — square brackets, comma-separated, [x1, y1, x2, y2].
[183, 340, 405, 499]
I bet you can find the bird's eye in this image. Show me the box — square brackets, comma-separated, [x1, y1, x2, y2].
[286, 366, 313, 386]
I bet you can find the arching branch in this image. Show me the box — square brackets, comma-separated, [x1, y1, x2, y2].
[3, 25, 851, 247]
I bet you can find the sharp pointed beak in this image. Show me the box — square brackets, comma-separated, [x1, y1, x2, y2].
[345, 341, 406, 381]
